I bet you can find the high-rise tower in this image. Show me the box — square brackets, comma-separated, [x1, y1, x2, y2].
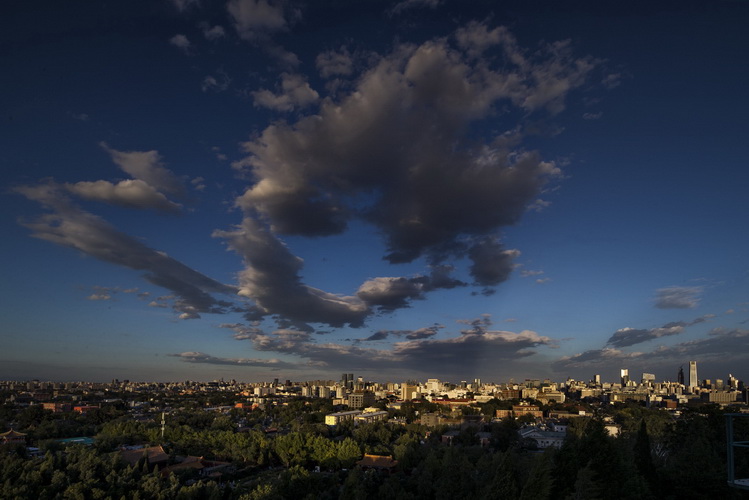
[689, 361, 698, 391]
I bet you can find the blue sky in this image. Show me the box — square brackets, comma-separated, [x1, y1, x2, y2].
[2, 0, 748, 384]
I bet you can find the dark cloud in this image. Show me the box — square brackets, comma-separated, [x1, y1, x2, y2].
[362, 331, 390, 342]
[655, 286, 702, 309]
[468, 237, 519, 286]
[606, 316, 710, 348]
[15, 184, 236, 319]
[356, 277, 425, 311]
[220, 23, 593, 326]
[216, 218, 472, 327]
[235, 24, 588, 265]
[214, 218, 370, 327]
[234, 316, 552, 378]
[170, 351, 298, 369]
[554, 328, 749, 374]
[361, 325, 443, 342]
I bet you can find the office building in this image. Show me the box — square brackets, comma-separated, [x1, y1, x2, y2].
[689, 361, 698, 391]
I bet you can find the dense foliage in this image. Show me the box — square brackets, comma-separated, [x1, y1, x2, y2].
[2, 397, 748, 499]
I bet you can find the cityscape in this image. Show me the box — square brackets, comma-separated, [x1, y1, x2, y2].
[2, 360, 749, 498]
[3, 0, 749, 498]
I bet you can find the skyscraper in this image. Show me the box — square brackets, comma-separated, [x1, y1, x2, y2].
[620, 368, 630, 387]
[689, 361, 698, 391]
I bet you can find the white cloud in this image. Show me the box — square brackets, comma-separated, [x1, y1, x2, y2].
[100, 143, 185, 197]
[65, 179, 182, 213]
[87, 293, 111, 301]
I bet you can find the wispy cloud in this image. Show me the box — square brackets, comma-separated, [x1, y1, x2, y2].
[655, 286, 703, 309]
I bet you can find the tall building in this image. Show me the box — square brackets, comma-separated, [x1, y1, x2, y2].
[402, 383, 419, 401]
[620, 368, 630, 387]
[689, 361, 698, 391]
[677, 366, 685, 385]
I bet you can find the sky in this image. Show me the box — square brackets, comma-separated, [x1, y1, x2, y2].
[2, 0, 748, 384]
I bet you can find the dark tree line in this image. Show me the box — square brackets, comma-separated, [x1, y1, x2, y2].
[2, 399, 749, 499]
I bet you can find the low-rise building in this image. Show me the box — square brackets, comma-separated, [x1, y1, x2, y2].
[325, 410, 362, 426]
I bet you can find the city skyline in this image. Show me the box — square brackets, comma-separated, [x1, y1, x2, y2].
[2, 1, 749, 383]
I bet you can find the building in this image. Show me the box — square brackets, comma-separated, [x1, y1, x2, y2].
[401, 383, 419, 401]
[1, 429, 26, 445]
[420, 413, 441, 427]
[325, 410, 361, 426]
[354, 410, 389, 425]
[620, 368, 630, 386]
[495, 404, 544, 420]
[518, 426, 566, 449]
[120, 445, 169, 470]
[42, 402, 72, 413]
[689, 361, 698, 392]
[347, 391, 375, 409]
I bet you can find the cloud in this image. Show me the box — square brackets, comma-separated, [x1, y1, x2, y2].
[64, 179, 182, 213]
[100, 143, 185, 197]
[87, 293, 111, 301]
[235, 24, 587, 283]
[170, 351, 298, 369]
[602, 72, 621, 89]
[215, 216, 472, 326]
[520, 269, 544, 277]
[527, 198, 552, 212]
[362, 325, 443, 342]
[356, 277, 425, 311]
[202, 24, 225, 40]
[169, 34, 191, 52]
[582, 112, 602, 120]
[15, 184, 237, 319]
[169, 0, 200, 12]
[214, 218, 370, 328]
[238, 316, 552, 377]
[655, 286, 702, 309]
[202, 71, 231, 92]
[606, 316, 710, 348]
[251, 73, 319, 111]
[362, 331, 390, 342]
[468, 238, 519, 287]
[554, 328, 749, 373]
[316, 47, 354, 78]
[227, 0, 289, 38]
[390, 0, 441, 16]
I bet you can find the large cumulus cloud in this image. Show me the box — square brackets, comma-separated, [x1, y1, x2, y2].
[221, 23, 593, 326]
